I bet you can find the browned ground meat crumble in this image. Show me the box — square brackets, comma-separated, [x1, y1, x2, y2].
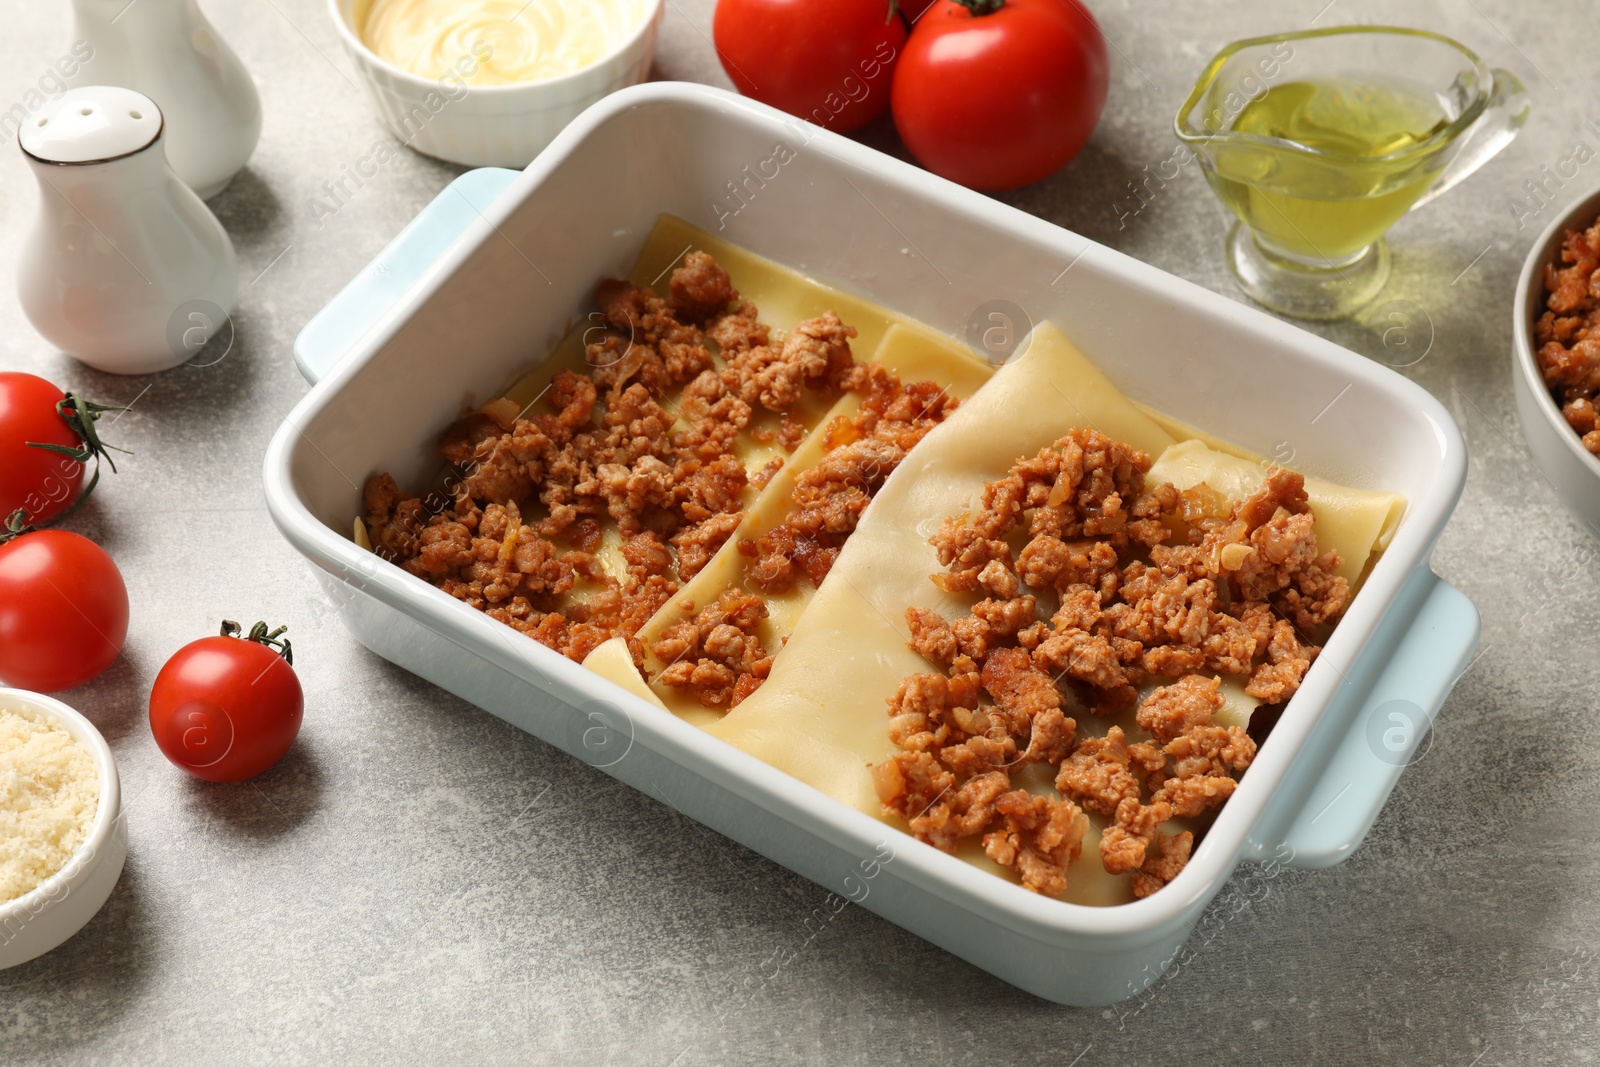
[739, 366, 959, 594]
[364, 250, 956, 702]
[1534, 216, 1600, 455]
[663, 362, 961, 709]
[653, 589, 773, 708]
[872, 428, 1351, 899]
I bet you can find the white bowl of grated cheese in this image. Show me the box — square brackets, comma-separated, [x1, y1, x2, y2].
[0, 689, 126, 969]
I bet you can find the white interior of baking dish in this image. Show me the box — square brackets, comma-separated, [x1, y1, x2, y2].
[269, 84, 1465, 946]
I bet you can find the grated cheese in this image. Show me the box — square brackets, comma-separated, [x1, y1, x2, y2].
[0, 705, 99, 904]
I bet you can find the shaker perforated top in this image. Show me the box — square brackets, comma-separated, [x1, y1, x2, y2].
[19, 86, 163, 165]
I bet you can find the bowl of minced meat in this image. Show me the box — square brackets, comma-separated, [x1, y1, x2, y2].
[1515, 184, 1600, 539]
[0, 688, 126, 968]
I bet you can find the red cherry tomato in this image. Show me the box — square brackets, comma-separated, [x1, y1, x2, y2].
[0, 373, 122, 526]
[892, 0, 1111, 190]
[0, 373, 86, 525]
[149, 621, 304, 782]
[713, 0, 907, 133]
[0, 528, 129, 692]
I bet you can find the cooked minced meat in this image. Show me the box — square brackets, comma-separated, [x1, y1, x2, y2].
[873, 428, 1348, 899]
[363, 250, 955, 677]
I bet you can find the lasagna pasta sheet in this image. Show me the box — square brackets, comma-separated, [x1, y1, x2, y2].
[584, 637, 668, 708]
[1142, 442, 1406, 734]
[1147, 440, 1405, 588]
[700, 322, 1176, 812]
[601, 321, 996, 725]
[692, 322, 1177, 904]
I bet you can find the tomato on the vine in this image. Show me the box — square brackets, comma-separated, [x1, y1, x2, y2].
[0, 517, 129, 693]
[892, 0, 1110, 190]
[713, 0, 907, 133]
[149, 620, 304, 782]
[0, 372, 123, 525]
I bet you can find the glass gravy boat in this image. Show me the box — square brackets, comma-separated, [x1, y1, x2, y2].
[1176, 26, 1529, 320]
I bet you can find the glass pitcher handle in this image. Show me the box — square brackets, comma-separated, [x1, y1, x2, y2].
[1412, 68, 1530, 210]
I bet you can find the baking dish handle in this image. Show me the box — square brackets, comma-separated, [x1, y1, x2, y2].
[1242, 567, 1479, 868]
[293, 167, 523, 385]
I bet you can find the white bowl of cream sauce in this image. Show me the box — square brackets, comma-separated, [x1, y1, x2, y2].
[329, 0, 663, 168]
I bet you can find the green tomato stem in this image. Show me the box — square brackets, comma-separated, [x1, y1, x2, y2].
[23, 392, 133, 525]
[221, 619, 295, 665]
[0, 509, 34, 546]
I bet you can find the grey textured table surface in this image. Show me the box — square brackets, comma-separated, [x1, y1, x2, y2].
[3, 1, 1597, 1064]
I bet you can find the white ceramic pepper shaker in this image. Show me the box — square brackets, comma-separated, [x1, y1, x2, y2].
[65, 0, 261, 198]
[17, 86, 238, 376]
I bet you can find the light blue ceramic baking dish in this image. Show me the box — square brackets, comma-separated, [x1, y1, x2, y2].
[264, 83, 1478, 1006]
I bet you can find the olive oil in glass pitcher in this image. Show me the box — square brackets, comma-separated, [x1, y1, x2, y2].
[1177, 27, 1528, 320]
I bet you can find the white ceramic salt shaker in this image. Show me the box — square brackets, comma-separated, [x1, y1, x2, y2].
[65, 0, 261, 198]
[17, 87, 238, 376]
